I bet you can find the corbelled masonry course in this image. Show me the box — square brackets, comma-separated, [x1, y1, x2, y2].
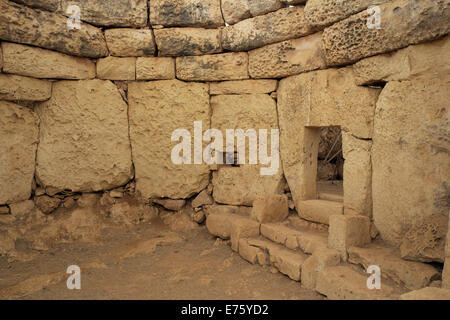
[0, 0, 108, 58]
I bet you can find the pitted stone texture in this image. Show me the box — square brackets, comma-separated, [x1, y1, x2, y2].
[221, 0, 251, 25]
[0, 0, 108, 58]
[210, 80, 277, 95]
[150, 0, 224, 28]
[10, 0, 61, 11]
[277, 68, 380, 211]
[304, 0, 391, 28]
[0, 74, 51, 101]
[136, 57, 175, 80]
[247, 0, 283, 17]
[97, 57, 136, 81]
[353, 35, 450, 85]
[105, 29, 155, 57]
[176, 52, 248, 81]
[249, 32, 326, 79]
[400, 214, 448, 263]
[36, 80, 133, 193]
[155, 28, 221, 57]
[2, 42, 96, 80]
[128, 80, 210, 199]
[222, 6, 314, 52]
[0, 101, 39, 205]
[322, 0, 450, 66]
[372, 78, 450, 246]
[60, 0, 148, 27]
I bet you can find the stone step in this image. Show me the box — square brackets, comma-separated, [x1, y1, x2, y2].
[317, 180, 344, 203]
[348, 245, 440, 291]
[260, 222, 328, 255]
[239, 237, 308, 281]
[316, 266, 403, 300]
[297, 200, 343, 225]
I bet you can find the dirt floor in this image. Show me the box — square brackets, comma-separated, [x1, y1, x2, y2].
[0, 216, 323, 300]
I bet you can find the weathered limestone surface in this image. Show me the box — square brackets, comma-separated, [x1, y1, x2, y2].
[155, 28, 221, 57]
[277, 68, 380, 210]
[221, 0, 251, 25]
[304, 0, 391, 28]
[316, 266, 397, 300]
[247, 0, 283, 17]
[60, 0, 148, 27]
[36, 80, 133, 193]
[322, 0, 450, 66]
[251, 194, 289, 223]
[328, 215, 371, 260]
[105, 29, 155, 57]
[10, 0, 61, 11]
[211, 94, 284, 205]
[372, 77, 450, 246]
[0, 0, 108, 58]
[0, 74, 52, 101]
[176, 52, 248, 81]
[210, 80, 277, 95]
[2, 42, 96, 79]
[222, 6, 314, 52]
[230, 215, 260, 251]
[400, 214, 448, 263]
[128, 80, 210, 199]
[301, 248, 340, 290]
[136, 57, 175, 80]
[0, 101, 39, 205]
[400, 287, 450, 300]
[342, 133, 372, 217]
[249, 32, 326, 79]
[97, 57, 136, 81]
[150, 0, 224, 28]
[206, 212, 237, 239]
[349, 245, 440, 290]
[353, 35, 450, 85]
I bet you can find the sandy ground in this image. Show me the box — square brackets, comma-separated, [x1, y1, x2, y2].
[0, 217, 323, 300]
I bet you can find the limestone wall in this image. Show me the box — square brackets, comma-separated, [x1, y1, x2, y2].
[0, 0, 449, 258]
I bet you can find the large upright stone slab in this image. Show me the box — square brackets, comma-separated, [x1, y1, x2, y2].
[353, 35, 450, 85]
[372, 77, 450, 246]
[249, 32, 326, 79]
[2, 43, 96, 80]
[322, 0, 450, 66]
[176, 52, 248, 81]
[60, 0, 148, 27]
[150, 0, 224, 28]
[0, 101, 39, 205]
[36, 80, 133, 193]
[0, 0, 108, 58]
[222, 6, 314, 52]
[211, 94, 285, 206]
[154, 28, 222, 56]
[304, 0, 391, 28]
[277, 68, 380, 210]
[128, 80, 211, 199]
